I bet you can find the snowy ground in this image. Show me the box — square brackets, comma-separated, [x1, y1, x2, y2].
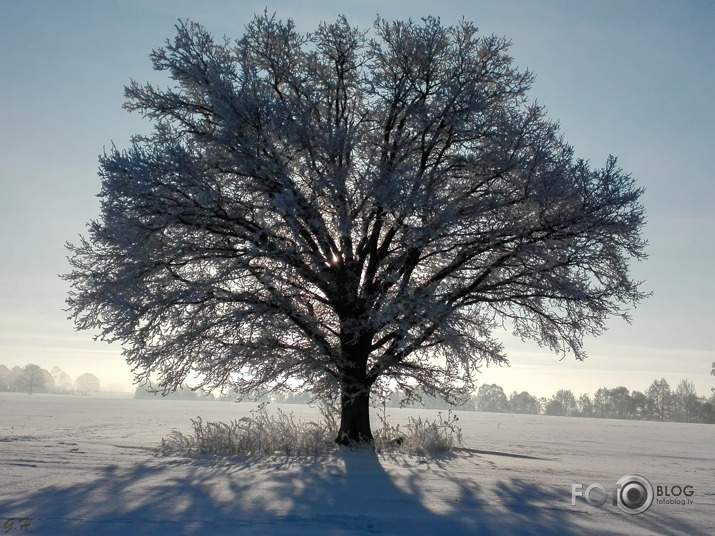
[1, 393, 713, 535]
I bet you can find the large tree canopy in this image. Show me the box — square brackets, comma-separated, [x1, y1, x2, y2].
[64, 13, 648, 444]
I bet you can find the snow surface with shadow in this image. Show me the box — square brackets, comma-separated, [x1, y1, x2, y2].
[1, 394, 712, 535]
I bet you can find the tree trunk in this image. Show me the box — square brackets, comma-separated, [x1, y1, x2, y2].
[335, 379, 373, 446]
[334, 299, 374, 446]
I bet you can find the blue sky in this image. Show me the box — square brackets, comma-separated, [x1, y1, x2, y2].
[1, 0, 713, 398]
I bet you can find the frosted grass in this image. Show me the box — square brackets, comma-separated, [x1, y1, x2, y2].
[1, 394, 713, 535]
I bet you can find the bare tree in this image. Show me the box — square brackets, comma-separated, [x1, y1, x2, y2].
[608, 386, 632, 419]
[593, 387, 613, 418]
[674, 379, 698, 423]
[15, 364, 47, 395]
[629, 390, 649, 420]
[577, 393, 594, 418]
[546, 389, 578, 416]
[51, 366, 74, 394]
[509, 391, 541, 415]
[63, 14, 648, 444]
[647, 378, 672, 422]
[475, 384, 509, 412]
[75, 373, 100, 396]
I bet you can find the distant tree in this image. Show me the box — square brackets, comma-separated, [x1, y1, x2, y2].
[75, 373, 100, 396]
[608, 386, 632, 419]
[51, 366, 74, 394]
[7, 366, 23, 392]
[646, 378, 672, 422]
[593, 387, 613, 418]
[134, 385, 160, 399]
[63, 14, 649, 445]
[711, 362, 714, 394]
[475, 384, 509, 413]
[41, 368, 55, 393]
[544, 398, 565, 416]
[629, 390, 649, 420]
[15, 364, 48, 395]
[419, 392, 455, 410]
[577, 393, 594, 418]
[695, 396, 715, 424]
[547, 389, 578, 416]
[509, 391, 541, 414]
[674, 379, 698, 423]
[378, 386, 454, 409]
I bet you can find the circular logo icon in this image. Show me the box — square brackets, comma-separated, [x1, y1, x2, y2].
[615, 474, 654, 514]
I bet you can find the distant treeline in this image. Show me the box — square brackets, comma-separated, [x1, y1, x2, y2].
[136, 375, 715, 425]
[7, 362, 712, 424]
[0, 363, 100, 395]
[133, 385, 317, 403]
[367, 378, 714, 424]
[463, 379, 715, 424]
[134, 384, 218, 401]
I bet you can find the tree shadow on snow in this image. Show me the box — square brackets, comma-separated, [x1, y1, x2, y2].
[0, 449, 708, 536]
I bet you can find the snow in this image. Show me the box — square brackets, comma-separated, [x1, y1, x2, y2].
[1, 393, 712, 535]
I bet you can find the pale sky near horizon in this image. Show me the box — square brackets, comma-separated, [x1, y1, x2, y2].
[1, 0, 713, 398]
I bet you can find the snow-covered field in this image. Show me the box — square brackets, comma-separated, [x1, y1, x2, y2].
[1, 393, 712, 535]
